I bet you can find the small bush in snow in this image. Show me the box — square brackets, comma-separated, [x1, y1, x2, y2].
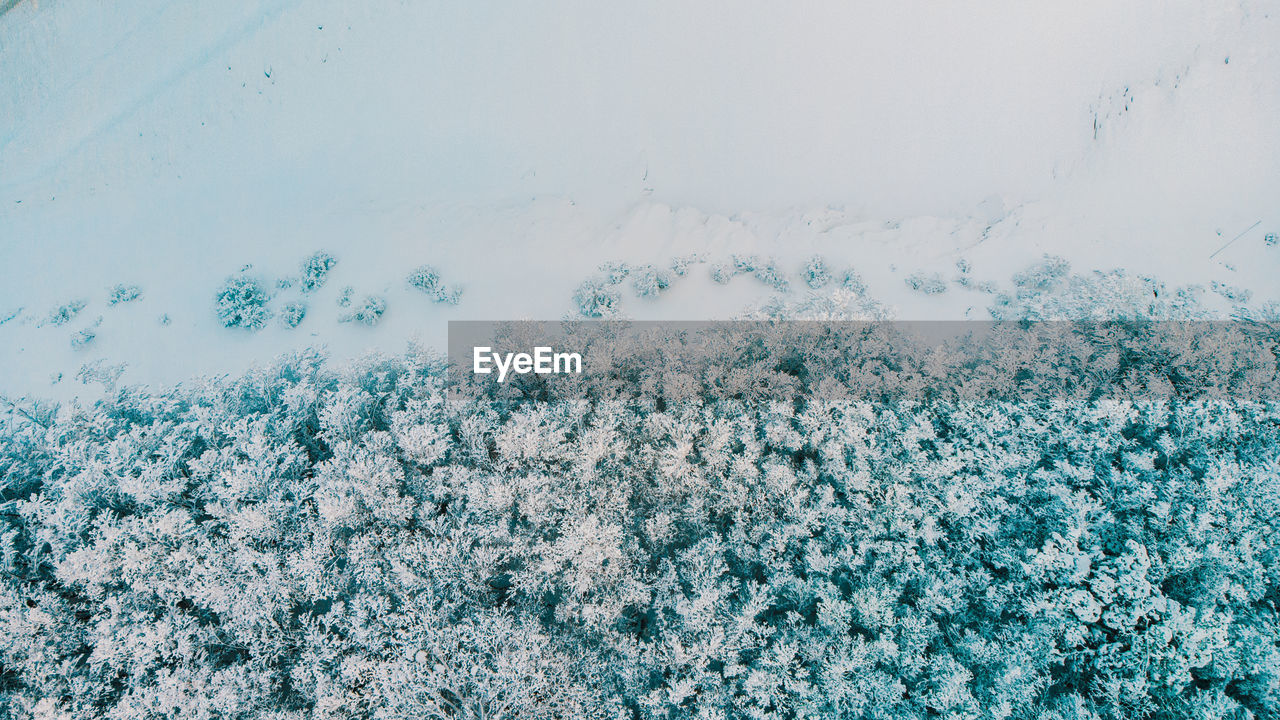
[300, 251, 337, 292]
[905, 272, 947, 295]
[709, 264, 732, 284]
[70, 327, 96, 349]
[1012, 254, 1070, 293]
[158, 313, 171, 326]
[598, 261, 631, 285]
[754, 261, 790, 291]
[74, 358, 126, 389]
[731, 254, 761, 275]
[631, 265, 673, 298]
[107, 284, 142, 305]
[43, 300, 87, 327]
[407, 265, 462, 305]
[280, 302, 307, 328]
[841, 269, 867, 295]
[1211, 281, 1252, 304]
[803, 255, 831, 289]
[215, 275, 271, 329]
[670, 253, 701, 277]
[573, 278, 622, 317]
[339, 294, 386, 326]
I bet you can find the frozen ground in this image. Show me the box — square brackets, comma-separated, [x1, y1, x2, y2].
[1, 0, 1277, 400]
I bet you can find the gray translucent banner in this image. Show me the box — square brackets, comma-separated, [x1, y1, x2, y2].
[447, 321, 1280, 405]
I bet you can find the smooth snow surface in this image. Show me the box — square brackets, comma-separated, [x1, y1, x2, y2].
[1, 0, 1278, 399]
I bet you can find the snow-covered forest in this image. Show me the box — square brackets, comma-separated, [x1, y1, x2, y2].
[3, 322, 1279, 719]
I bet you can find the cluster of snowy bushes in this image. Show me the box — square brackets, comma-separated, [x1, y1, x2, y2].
[214, 254, 463, 330]
[576, 254, 881, 318]
[574, 260, 684, 317]
[986, 255, 1280, 323]
[216, 252, 343, 330]
[2, 323, 1279, 719]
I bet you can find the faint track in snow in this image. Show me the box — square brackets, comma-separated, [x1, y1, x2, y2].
[0, 0, 303, 192]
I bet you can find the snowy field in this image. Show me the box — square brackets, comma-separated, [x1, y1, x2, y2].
[1, 0, 1278, 397]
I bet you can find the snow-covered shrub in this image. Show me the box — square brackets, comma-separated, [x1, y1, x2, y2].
[107, 284, 142, 305]
[299, 251, 337, 292]
[573, 278, 622, 317]
[407, 265, 441, 296]
[598, 261, 631, 285]
[42, 299, 86, 327]
[72, 358, 125, 389]
[670, 253, 701, 277]
[70, 327, 95, 349]
[841, 268, 867, 295]
[339, 294, 386, 325]
[905, 271, 947, 294]
[631, 264, 673, 298]
[1012, 254, 1070, 292]
[215, 274, 270, 329]
[803, 254, 831, 289]
[753, 260, 790, 291]
[158, 313, 171, 326]
[280, 301, 307, 328]
[719, 254, 790, 289]
[730, 253, 761, 274]
[407, 264, 462, 305]
[1211, 280, 1252, 304]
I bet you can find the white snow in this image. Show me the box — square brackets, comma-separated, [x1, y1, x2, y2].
[1, 0, 1277, 400]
